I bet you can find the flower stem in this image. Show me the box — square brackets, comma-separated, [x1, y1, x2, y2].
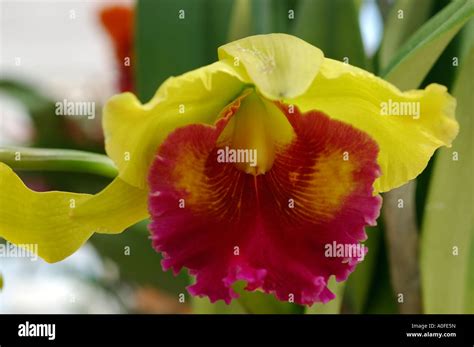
[0, 147, 118, 178]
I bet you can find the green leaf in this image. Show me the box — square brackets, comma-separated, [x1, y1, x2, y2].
[206, 0, 235, 48]
[227, 0, 252, 40]
[0, 147, 118, 179]
[379, 0, 434, 70]
[91, 220, 189, 295]
[382, 0, 474, 89]
[192, 282, 303, 314]
[459, 16, 474, 62]
[305, 278, 345, 314]
[236, 282, 304, 314]
[0, 80, 74, 149]
[192, 296, 246, 314]
[228, 0, 295, 41]
[376, 0, 394, 22]
[344, 226, 382, 313]
[135, 0, 234, 102]
[250, 0, 293, 34]
[365, 240, 398, 313]
[0, 80, 51, 111]
[420, 45, 474, 313]
[292, 0, 366, 68]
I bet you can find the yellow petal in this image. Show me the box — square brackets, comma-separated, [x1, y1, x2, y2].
[288, 58, 458, 193]
[72, 176, 149, 234]
[218, 33, 324, 100]
[103, 61, 245, 189]
[0, 163, 148, 262]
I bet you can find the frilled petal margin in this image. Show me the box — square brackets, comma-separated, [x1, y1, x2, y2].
[148, 97, 382, 305]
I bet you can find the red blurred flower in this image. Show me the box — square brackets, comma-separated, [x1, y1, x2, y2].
[99, 5, 134, 92]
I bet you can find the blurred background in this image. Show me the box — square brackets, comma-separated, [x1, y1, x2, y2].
[0, 0, 472, 314]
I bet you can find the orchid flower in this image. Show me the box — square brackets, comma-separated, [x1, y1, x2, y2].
[0, 34, 458, 305]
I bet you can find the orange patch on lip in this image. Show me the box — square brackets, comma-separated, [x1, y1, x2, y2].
[171, 146, 208, 206]
[170, 95, 246, 207]
[279, 149, 355, 222]
[309, 150, 355, 219]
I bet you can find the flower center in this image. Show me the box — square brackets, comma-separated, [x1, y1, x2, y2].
[217, 92, 294, 175]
